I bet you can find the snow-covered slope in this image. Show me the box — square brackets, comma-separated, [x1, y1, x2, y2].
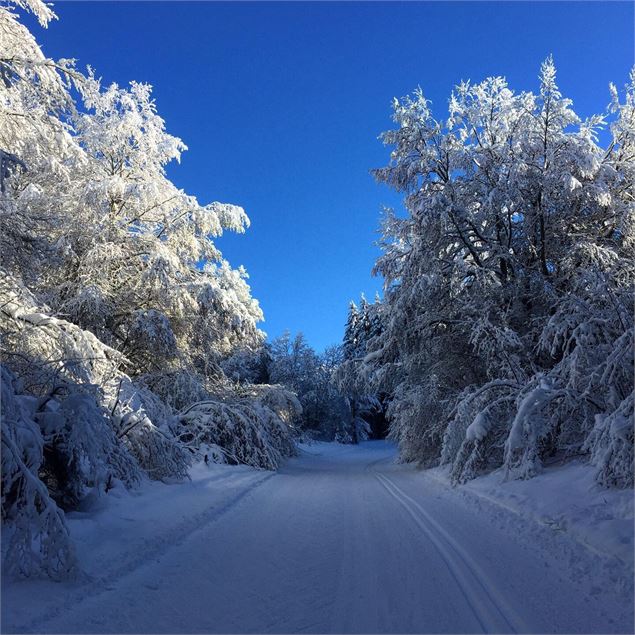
[3, 442, 633, 633]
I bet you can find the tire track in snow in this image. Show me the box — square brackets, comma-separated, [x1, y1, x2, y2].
[373, 469, 527, 634]
[15, 472, 276, 634]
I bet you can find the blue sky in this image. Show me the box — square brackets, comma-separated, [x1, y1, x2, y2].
[31, 1, 633, 351]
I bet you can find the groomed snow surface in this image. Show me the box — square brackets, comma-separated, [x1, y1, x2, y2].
[2, 441, 633, 634]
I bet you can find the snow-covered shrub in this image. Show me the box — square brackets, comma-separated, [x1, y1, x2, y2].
[106, 378, 191, 482]
[442, 381, 519, 483]
[388, 380, 454, 465]
[178, 386, 298, 470]
[250, 383, 302, 426]
[584, 393, 634, 488]
[119, 411, 190, 481]
[1, 367, 77, 579]
[37, 392, 141, 509]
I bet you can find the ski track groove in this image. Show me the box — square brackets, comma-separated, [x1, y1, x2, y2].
[16, 472, 275, 634]
[6, 443, 630, 634]
[372, 467, 527, 634]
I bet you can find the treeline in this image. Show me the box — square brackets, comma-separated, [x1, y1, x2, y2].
[347, 59, 634, 488]
[224, 296, 387, 444]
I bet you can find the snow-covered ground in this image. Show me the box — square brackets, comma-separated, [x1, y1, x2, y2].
[2, 441, 633, 633]
[426, 459, 634, 569]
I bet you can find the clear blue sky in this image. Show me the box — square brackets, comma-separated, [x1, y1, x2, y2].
[30, 1, 633, 351]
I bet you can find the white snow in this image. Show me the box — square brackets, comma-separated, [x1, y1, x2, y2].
[3, 441, 633, 634]
[427, 459, 634, 568]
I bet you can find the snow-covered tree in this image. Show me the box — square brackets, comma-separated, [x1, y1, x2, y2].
[178, 384, 300, 470]
[336, 295, 386, 442]
[43, 74, 264, 378]
[367, 59, 634, 484]
[0, 0, 296, 579]
[265, 332, 352, 440]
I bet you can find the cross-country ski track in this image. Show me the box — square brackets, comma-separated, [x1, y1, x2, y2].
[3, 441, 633, 634]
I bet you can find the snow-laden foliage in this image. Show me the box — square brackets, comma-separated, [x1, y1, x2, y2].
[366, 59, 634, 486]
[1, 366, 77, 580]
[0, 0, 299, 579]
[43, 75, 264, 376]
[178, 385, 299, 470]
[335, 295, 386, 442]
[0, 272, 187, 483]
[0, 275, 186, 571]
[584, 391, 634, 488]
[2, 0, 263, 380]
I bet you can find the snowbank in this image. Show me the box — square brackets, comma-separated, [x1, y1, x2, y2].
[1, 460, 270, 631]
[425, 459, 634, 568]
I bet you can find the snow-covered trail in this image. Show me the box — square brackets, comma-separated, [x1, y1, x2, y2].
[4, 442, 633, 634]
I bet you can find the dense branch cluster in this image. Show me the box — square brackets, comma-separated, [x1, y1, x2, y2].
[223, 331, 367, 443]
[358, 59, 634, 485]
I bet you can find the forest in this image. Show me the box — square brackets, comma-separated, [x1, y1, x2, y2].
[1, 0, 633, 585]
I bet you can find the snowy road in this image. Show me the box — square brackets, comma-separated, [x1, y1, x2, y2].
[4, 442, 633, 633]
